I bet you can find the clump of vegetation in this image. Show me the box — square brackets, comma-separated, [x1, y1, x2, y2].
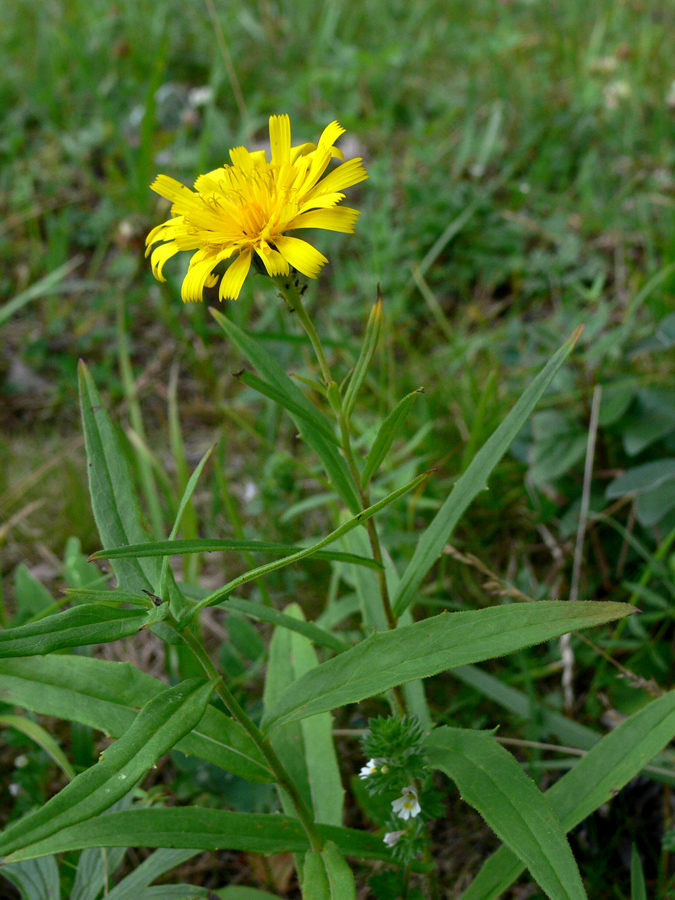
[1, 1, 675, 898]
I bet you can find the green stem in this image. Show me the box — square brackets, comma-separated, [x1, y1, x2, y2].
[172, 616, 324, 852]
[272, 276, 333, 385]
[272, 276, 406, 712]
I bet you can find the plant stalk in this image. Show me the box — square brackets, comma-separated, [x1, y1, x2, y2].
[171, 615, 324, 852]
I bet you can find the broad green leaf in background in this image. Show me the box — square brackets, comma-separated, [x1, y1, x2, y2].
[0, 679, 216, 857]
[78, 361, 159, 593]
[91, 538, 381, 570]
[11, 565, 53, 625]
[0, 655, 272, 783]
[0, 715, 75, 781]
[0, 605, 149, 658]
[460, 687, 675, 899]
[261, 600, 634, 731]
[263, 604, 344, 827]
[340, 527, 432, 727]
[393, 328, 582, 617]
[426, 727, 586, 900]
[1, 855, 60, 900]
[2, 809, 393, 864]
[607, 458, 675, 527]
[210, 310, 360, 513]
[302, 841, 356, 900]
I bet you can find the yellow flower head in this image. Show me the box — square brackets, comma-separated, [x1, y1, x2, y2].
[146, 115, 368, 302]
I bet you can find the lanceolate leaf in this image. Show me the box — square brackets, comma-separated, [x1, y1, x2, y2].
[226, 598, 349, 654]
[2, 809, 392, 864]
[78, 361, 159, 593]
[460, 687, 675, 900]
[261, 601, 634, 732]
[0, 715, 75, 781]
[426, 727, 586, 900]
[0, 605, 149, 658]
[0, 679, 216, 858]
[1, 855, 60, 900]
[182, 472, 431, 621]
[91, 538, 381, 570]
[210, 310, 360, 513]
[236, 370, 340, 446]
[393, 329, 582, 616]
[302, 842, 356, 900]
[361, 389, 423, 487]
[263, 604, 344, 828]
[0, 655, 271, 784]
[104, 849, 203, 900]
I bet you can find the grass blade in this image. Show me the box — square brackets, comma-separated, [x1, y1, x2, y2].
[393, 328, 582, 617]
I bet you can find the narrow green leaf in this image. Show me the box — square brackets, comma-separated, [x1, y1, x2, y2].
[139, 887, 208, 899]
[105, 849, 202, 900]
[303, 842, 356, 900]
[216, 888, 282, 900]
[0, 605, 149, 658]
[393, 329, 582, 616]
[0, 655, 272, 784]
[63, 589, 152, 607]
[261, 601, 634, 731]
[263, 605, 313, 819]
[343, 293, 382, 420]
[71, 847, 128, 900]
[237, 370, 340, 446]
[0, 256, 83, 327]
[210, 309, 361, 513]
[227, 598, 349, 654]
[303, 850, 330, 899]
[0, 715, 75, 781]
[265, 605, 344, 827]
[91, 538, 382, 570]
[0, 679, 216, 857]
[630, 845, 647, 900]
[78, 361, 159, 593]
[182, 472, 431, 622]
[2, 809, 392, 863]
[426, 727, 586, 900]
[361, 389, 423, 487]
[461, 687, 675, 900]
[1, 856, 60, 900]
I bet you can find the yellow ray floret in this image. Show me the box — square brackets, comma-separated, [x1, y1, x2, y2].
[146, 115, 368, 302]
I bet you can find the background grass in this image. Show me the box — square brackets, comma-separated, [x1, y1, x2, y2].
[2, 0, 675, 896]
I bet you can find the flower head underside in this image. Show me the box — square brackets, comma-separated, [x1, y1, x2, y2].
[146, 115, 368, 301]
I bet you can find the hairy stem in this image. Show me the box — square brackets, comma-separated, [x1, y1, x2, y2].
[171, 616, 324, 852]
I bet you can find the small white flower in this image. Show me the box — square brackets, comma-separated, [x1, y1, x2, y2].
[391, 785, 421, 821]
[383, 830, 406, 847]
[359, 757, 386, 779]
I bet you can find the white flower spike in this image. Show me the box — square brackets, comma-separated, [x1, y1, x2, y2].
[391, 785, 421, 821]
[359, 757, 386, 779]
